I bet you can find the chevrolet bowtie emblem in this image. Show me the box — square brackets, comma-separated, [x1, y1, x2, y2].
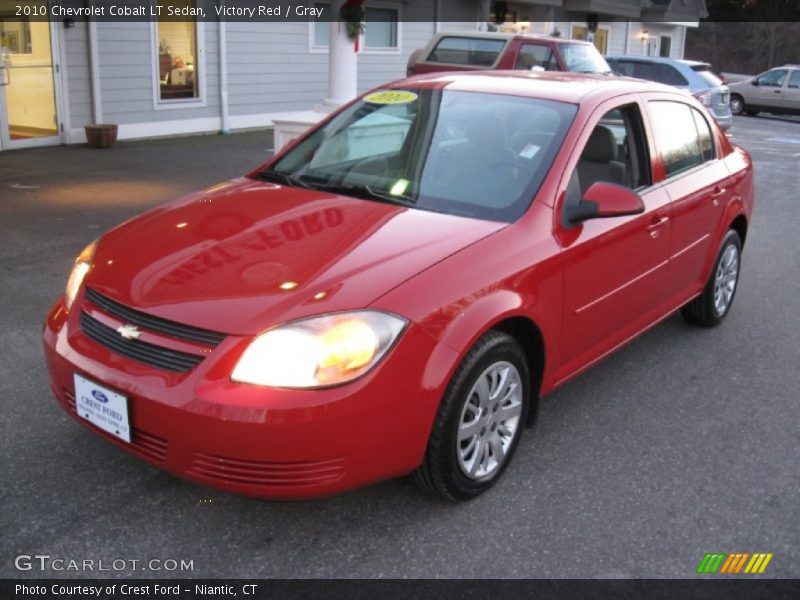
[116, 324, 141, 340]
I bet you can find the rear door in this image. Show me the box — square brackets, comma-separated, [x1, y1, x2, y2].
[782, 69, 800, 113]
[646, 99, 730, 298]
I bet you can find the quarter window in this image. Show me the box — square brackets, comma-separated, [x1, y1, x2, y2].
[649, 101, 705, 178]
[692, 108, 715, 162]
[655, 64, 689, 86]
[428, 37, 505, 67]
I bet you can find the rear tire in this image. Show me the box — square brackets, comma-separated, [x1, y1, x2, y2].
[412, 330, 530, 501]
[730, 94, 745, 116]
[681, 229, 742, 328]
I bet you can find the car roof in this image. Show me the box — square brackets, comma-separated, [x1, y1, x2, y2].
[606, 55, 710, 69]
[398, 70, 678, 104]
[432, 31, 591, 45]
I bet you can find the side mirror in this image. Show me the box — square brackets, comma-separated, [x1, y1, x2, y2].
[751, 79, 759, 86]
[565, 181, 645, 225]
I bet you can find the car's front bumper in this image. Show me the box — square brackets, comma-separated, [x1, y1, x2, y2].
[43, 296, 453, 499]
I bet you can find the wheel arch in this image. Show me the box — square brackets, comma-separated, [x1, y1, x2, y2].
[729, 213, 748, 247]
[491, 316, 546, 428]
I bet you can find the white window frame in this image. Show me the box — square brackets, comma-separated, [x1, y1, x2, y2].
[149, 19, 206, 110]
[309, 2, 402, 55]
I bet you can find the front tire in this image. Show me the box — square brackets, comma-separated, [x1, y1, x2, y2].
[681, 229, 742, 327]
[412, 331, 531, 501]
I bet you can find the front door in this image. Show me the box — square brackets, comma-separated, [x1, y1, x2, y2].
[0, 6, 61, 150]
[749, 68, 788, 110]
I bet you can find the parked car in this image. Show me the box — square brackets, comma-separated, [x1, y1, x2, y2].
[44, 71, 754, 502]
[727, 65, 800, 117]
[605, 56, 733, 130]
[407, 32, 612, 76]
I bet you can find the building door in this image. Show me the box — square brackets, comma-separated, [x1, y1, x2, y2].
[571, 26, 609, 54]
[0, 6, 62, 151]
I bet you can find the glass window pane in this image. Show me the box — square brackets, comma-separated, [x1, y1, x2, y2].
[364, 8, 397, 49]
[649, 101, 703, 178]
[429, 37, 505, 66]
[157, 2, 199, 101]
[515, 44, 557, 71]
[692, 108, 715, 162]
[789, 71, 800, 89]
[656, 64, 689, 86]
[313, 2, 328, 46]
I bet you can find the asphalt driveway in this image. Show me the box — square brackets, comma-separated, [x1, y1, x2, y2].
[2, 118, 799, 579]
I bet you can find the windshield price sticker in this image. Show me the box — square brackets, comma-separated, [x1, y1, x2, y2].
[364, 91, 419, 105]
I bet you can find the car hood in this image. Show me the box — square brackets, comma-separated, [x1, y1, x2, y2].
[85, 178, 505, 335]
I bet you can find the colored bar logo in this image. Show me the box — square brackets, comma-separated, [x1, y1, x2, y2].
[697, 552, 773, 574]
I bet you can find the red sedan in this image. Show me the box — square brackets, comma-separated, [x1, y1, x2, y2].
[43, 72, 754, 501]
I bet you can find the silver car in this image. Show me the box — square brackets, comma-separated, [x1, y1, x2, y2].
[728, 65, 800, 117]
[605, 56, 732, 130]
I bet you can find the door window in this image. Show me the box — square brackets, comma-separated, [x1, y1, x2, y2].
[788, 70, 800, 89]
[756, 69, 787, 87]
[564, 103, 651, 221]
[515, 44, 557, 71]
[0, 10, 57, 141]
[648, 101, 706, 178]
[155, 1, 200, 102]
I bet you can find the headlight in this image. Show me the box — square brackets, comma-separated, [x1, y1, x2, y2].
[64, 240, 97, 310]
[231, 311, 407, 388]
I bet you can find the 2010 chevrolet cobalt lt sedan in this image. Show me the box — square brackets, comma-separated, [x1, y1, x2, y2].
[44, 71, 754, 501]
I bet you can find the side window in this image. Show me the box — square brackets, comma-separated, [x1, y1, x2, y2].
[565, 103, 651, 215]
[631, 61, 657, 82]
[428, 37, 505, 67]
[648, 101, 703, 178]
[692, 108, 716, 162]
[515, 44, 557, 71]
[655, 64, 689, 86]
[757, 69, 788, 87]
[788, 71, 800, 89]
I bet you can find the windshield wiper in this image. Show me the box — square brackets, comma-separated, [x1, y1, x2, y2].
[258, 170, 313, 189]
[302, 180, 418, 207]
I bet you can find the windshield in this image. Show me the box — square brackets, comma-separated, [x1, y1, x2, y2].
[558, 43, 611, 73]
[265, 89, 576, 222]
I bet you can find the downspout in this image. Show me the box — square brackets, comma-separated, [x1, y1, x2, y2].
[218, 18, 230, 134]
[87, 20, 102, 124]
[624, 19, 630, 55]
[434, 0, 441, 33]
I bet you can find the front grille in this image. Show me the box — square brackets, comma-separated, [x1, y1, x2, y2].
[81, 311, 204, 372]
[85, 288, 225, 347]
[189, 452, 345, 487]
[64, 390, 168, 462]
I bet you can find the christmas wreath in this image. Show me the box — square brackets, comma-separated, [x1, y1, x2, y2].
[340, 0, 366, 41]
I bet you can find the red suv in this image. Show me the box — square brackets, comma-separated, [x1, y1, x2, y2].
[407, 32, 612, 76]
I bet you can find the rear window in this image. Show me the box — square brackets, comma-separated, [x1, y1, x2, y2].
[428, 37, 505, 67]
[691, 65, 724, 87]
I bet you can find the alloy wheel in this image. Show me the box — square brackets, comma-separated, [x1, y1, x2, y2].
[456, 361, 523, 481]
[714, 244, 739, 316]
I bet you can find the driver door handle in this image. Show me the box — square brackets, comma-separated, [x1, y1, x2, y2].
[647, 215, 669, 238]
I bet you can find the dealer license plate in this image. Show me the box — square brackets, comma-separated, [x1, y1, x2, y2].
[74, 374, 131, 443]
